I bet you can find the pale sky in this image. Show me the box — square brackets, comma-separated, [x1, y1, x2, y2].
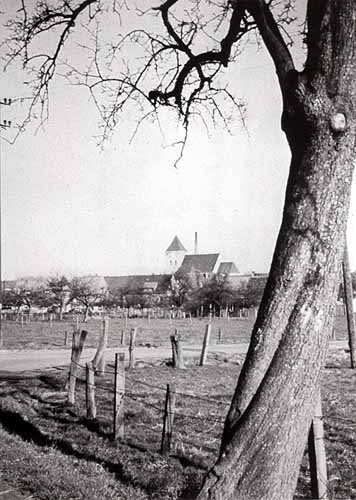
[1, 2, 356, 280]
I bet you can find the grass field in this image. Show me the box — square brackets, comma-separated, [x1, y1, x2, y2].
[1, 316, 256, 350]
[0, 313, 350, 350]
[0, 351, 355, 499]
[0, 314, 355, 499]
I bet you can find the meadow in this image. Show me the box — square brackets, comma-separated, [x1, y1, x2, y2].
[0, 312, 350, 350]
[1, 315, 255, 350]
[0, 314, 355, 500]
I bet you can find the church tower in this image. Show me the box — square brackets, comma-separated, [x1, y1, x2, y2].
[166, 236, 187, 273]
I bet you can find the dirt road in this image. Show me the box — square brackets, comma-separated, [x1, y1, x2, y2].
[0, 340, 348, 373]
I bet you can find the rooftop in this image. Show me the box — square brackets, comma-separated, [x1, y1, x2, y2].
[166, 235, 187, 253]
[178, 253, 219, 274]
[218, 262, 239, 274]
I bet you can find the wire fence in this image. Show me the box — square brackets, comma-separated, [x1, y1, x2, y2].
[58, 354, 231, 460]
[1, 339, 355, 500]
[59, 354, 356, 472]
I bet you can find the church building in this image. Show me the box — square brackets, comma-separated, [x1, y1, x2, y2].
[165, 235, 187, 272]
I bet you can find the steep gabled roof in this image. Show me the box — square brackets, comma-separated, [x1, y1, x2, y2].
[218, 262, 239, 274]
[178, 253, 219, 274]
[166, 235, 187, 252]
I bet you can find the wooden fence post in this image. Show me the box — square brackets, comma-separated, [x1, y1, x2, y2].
[218, 328, 223, 343]
[199, 323, 212, 366]
[0, 327, 3, 349]
[113, 353, 125, 440]
[64, 331, 69, 346]
[161, 384, 176, 455]
[121, 329, 126, 346]
[86, 361, 96, 419]
[308, 388, 328, 500]
[128, 327, 137, 369]
[93, 317, 109, 376]
[170, 331, 185, 369]
[68, 329, 88, 404]
[342, 242, 356, 368]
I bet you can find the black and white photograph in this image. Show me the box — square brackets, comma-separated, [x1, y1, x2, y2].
[0, 1, 355, 499]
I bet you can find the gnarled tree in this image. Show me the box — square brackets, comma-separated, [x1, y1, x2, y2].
[47, 275, 70, 321]
[2, 1, 356, 499]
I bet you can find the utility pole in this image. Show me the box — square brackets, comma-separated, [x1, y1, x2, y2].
[0, 97, 12, 346]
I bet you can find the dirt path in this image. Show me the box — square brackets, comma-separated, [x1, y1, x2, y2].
[0, 341, 348, 373]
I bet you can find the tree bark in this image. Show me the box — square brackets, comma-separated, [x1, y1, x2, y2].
[197, 2, 356, 499]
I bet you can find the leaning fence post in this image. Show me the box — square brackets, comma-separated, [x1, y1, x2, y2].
[128, 327, 137, 369]
[161, 384, 176, 455]
[113, 353, 125, 440]
[68, 329, 88, 404]
[93, 317, 109, 376]
[86, 361, 96, 419]
[308, 388, 328, 500]
[170, 331, 185, 369]
[120, 329, 126, 346]
[199, 323, 212, 366]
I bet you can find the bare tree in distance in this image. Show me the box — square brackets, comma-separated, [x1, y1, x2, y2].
[69, 276, 107, 322]
[2, 1, 356, 498]
[47, 275, 70, 321]
[0, 287, 43, 318]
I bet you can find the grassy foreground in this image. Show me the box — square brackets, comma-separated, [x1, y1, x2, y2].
[0, 349, 355, 500]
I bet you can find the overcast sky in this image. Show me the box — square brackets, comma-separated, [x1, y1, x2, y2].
[2, 2, 356, 280]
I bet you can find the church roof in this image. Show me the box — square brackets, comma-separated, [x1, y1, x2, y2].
[166, 235, 187, 252]
[178, 253, 219, 274]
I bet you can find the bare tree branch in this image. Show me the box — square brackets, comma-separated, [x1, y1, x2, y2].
[1, 0, 299, 158]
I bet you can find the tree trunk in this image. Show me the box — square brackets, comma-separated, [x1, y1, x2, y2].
[83, 305, 89, 323]
[197, 3, 356, 499]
